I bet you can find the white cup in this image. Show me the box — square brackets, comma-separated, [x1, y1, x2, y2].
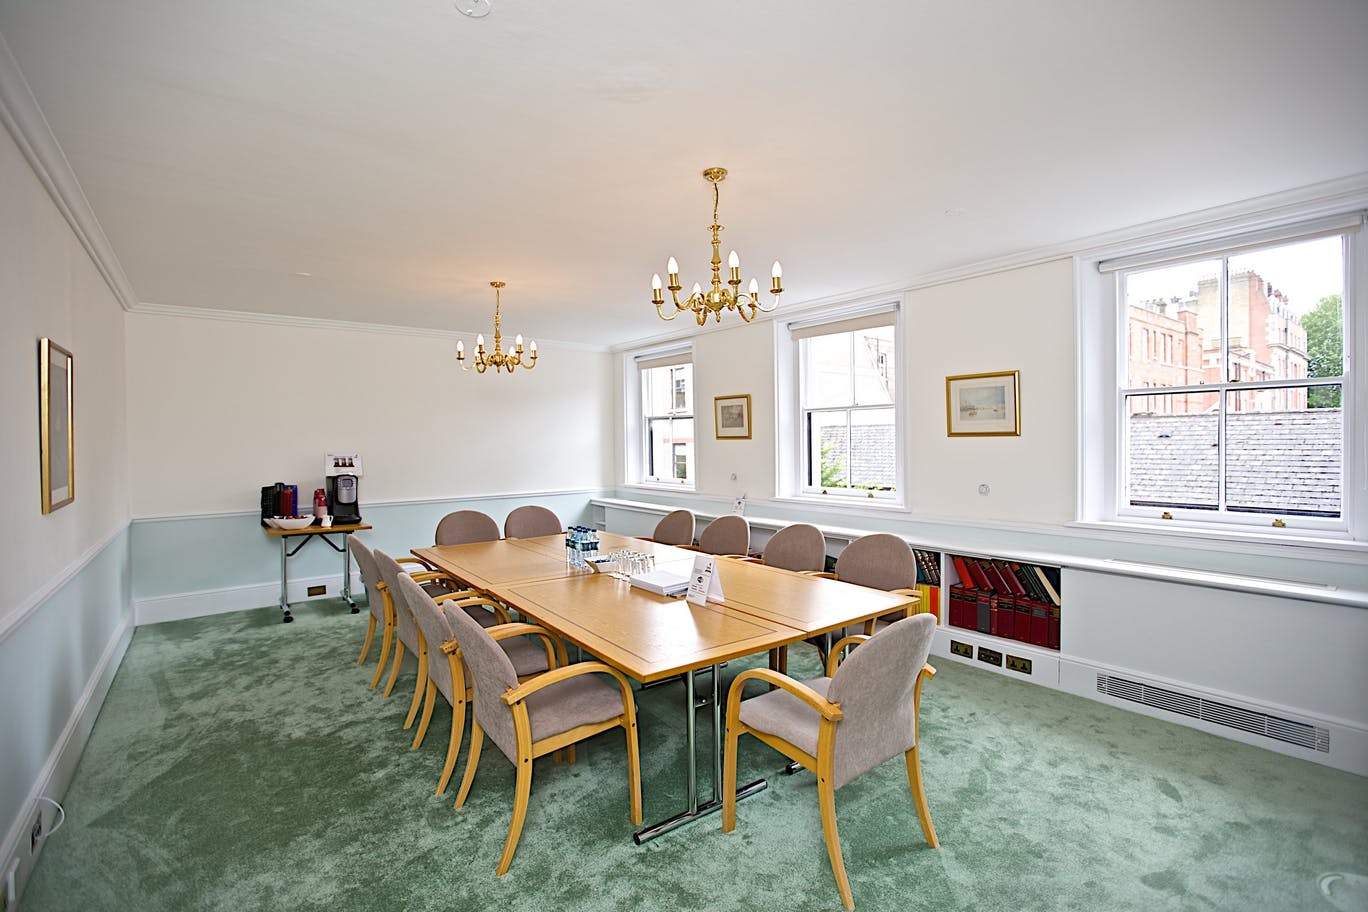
[319, 514, 333, 527]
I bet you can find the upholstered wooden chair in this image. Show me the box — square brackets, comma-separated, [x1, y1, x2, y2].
[734, 523, 827, 674]
[435, 509, 502, 546]
[350, 537, 395, 687]
[748, 523, 827, 573]
[447, 601, 643, 876]
[503, 505, 562, 539]
[722, 614, 939, 911]
[373, 548, 501, 730]
[395, 574, 561, 794]
[648, 508, 695, 546]
[687, 514, 750, 557]
[805, 533, 920, 654]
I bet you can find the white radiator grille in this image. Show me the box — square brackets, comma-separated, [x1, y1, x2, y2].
[1096, 674, 1329, 752]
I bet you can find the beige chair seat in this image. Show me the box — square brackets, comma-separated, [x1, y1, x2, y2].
[523, 674, 629, 743]
[736, 675, 833, 758]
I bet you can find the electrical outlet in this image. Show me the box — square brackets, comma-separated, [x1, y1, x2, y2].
[306, 584, 326, 597]
[4, 857, 17, 911]
[29, 807, 42, 854]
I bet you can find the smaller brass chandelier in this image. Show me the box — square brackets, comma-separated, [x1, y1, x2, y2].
[651, 166, 783, 325]
[456, 281, 537, 374]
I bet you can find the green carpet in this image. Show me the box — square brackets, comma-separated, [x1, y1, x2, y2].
[21, 598, 1368, 912]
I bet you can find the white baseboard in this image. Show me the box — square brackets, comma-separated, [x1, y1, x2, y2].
[1, 610, 133, 909]
[134, 571, 365, 626]
[930, 626, 1367, 777]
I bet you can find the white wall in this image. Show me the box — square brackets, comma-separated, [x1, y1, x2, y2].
[902, 260, 1076, 521]
[123, 312, 615, 619]
[0, 111, 132, 900]
[126, 312, 613, 515]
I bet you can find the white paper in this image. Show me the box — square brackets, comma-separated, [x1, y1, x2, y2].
[732, 494, 746, 515]
[686, 554, 725, 606]
[629, 568, 690, 597]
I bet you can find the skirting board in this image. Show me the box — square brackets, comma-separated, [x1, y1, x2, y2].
[1, 613, 133, 909]
[930, 627, 1367, 777]
[134, 571, 366, 626]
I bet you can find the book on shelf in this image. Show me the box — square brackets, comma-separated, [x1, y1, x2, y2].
[1031, 565, 1062, 606]
[964, 558, 995, 592]
[950, 555, 976, 589]
[993, 559, 1027, 597]
[913, 549, 940, 586]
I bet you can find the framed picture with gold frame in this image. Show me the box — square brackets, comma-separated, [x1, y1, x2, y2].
[714, 394, 752, 439]
[40, 338, 74, 513]
[946, 370, 1020, 437]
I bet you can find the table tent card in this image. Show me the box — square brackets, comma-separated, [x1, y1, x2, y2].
[686, 554, 725, 606]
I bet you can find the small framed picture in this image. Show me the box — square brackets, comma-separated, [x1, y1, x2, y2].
[714, 394, 752, 440]
[946, 370, 1020, 437]
[39, 338, 75, 513]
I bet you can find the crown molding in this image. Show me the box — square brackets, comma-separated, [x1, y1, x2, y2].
[0, 30, 139, 311]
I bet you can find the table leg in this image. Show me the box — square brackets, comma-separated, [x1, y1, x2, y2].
[279, 537, 293, 623]
[633, 663, 766, 844]
[342, 534, 359, 613]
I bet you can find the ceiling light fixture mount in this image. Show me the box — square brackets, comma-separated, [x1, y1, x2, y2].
[457, 281, 537, 374]
[651, 166, 783, 325]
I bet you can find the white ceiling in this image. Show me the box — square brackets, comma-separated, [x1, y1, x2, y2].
[2, 0, 1367, 349]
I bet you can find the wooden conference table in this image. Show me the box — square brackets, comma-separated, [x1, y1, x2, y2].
[413, 531, 917, 843]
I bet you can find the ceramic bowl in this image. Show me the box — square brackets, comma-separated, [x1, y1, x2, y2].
[272, 515, 316, 530]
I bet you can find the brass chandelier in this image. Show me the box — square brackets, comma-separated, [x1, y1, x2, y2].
[456, 281, 537, 374]
[651, 167, 783, 325]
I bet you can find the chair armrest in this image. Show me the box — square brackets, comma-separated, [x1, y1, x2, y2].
[436, 594, 510, 625]
[488, 621, 567, 669]
[727, 668, 843, 722]
[501, 661, 635, 706]
[431, 589, 481, 604]
[824, 634, 871, 677]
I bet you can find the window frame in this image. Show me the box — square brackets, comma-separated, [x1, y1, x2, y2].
[776, 299, 906, 508]
[1077, 210, 1365, 544]
[629, 346, 695, 490]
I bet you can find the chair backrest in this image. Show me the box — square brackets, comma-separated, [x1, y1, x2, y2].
[503, 505, 562, 539]
[373, 548, 419, 651]
[697, 514, 749, 556]
[395, 574, 457, 704]
[651, 509, 695, 546]
[825, 613, 936, 789]
[761, 523, 826, 573]
[349, 537, 387, 622]
[435, 510, 501, 546]
[834, 533, 917, 591]
[444, 598, 521, 763]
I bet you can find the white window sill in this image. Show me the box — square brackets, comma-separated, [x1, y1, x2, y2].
[1066, 518, 1368, 562]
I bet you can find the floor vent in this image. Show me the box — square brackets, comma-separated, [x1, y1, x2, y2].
[1096, 674, 1329, 752]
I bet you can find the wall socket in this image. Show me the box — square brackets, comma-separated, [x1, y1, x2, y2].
[4, 857, 18, 912]
[306, 584, 326, 597]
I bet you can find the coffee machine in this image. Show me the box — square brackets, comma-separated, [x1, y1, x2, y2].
[325, 453, 363, 524]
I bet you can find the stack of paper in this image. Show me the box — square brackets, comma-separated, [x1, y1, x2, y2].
[629, 569, 690, 597]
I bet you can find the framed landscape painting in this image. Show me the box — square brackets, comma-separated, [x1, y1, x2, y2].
[946, 370, 1020, 437]
[714, 394, 752, 439]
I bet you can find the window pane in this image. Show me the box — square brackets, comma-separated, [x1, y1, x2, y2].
[1228, 236, 1343, 384]
[647, 417, 693, 482]
[1124, 259, 1219, 389]
[852, 325, 895, 406]
[849, 408, 896, 491]
[804, 334, 852, 408]
[1225, 386, 1341, 518]
[807, 410, 849, 489]
[644, 363, 691, 415]
[1125, 393, 1218, 510]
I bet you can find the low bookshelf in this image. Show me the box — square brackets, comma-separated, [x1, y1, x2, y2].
[944, 553, 1062, 649]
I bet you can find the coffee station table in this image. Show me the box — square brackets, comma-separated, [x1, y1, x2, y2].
[262, 522, 372, 622]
